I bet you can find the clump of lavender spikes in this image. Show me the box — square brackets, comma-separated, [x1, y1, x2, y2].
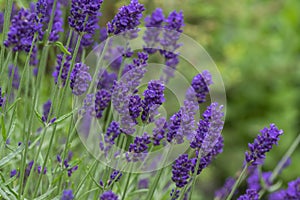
[70, 63, 92, 96]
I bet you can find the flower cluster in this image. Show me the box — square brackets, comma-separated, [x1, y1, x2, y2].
[237, 189, 259, 200]
[107, 0, 145, 35]
[269, 178, 300, 199]
[95, 89, 111, 119]
[245, 124, 283, 165]
[0, 87, 4, 108]
[4, 8, 38, 52]
[53, 53, 72, 86]
[57, 152, 78, 177]
[68, 0, 103, 33]
[70, 63, 92, 96]
[126, 133, 151, 162]
[100, 190, 119, 200]
[61, 189, 74, 200]
[171, 154, 194, 188]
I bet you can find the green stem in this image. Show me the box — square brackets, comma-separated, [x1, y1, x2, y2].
[226, 164, 248, 200]
[145, 146, 172, 200]
[121, 163, 133, 200]
[0, 0, 13, 74]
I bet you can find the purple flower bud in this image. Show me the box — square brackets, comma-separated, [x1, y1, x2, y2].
[100, 190, 118, 200]
[172, 154, 193, 188]
[62, 189, 74, 200]
[95, 89, 111, 119]
[237, 189, 259, 200]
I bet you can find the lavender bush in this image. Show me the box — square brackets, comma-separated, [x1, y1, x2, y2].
[0, 0, 299, 200]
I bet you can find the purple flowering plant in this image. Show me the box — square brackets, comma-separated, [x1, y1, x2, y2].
[0, 1, 299, 200]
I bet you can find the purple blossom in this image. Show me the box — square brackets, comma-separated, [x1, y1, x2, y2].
[172, 154, 193, 188]
[10, 169, 17, 177]
[166, 111, 183, 144]
[191, 136, 224, 175]
[128, 94, 142, 123]
[237, 189, 259, 200]
[143, 8, 165, 54]
[68, 0, 103, 33]
[107, 0, 145, 35]
[105, 121, 121, 145]
[152, 117, 167, 145]
[100, 190, 118, 200]
[25, 160, 34, 177]
[97, 70, 117, 90]
[95, 89, 111, 119]
[190, 102, 224, 154]
[0, 12, 3, 33]
[70, 63, 92, 96]
[0, 88, 4, 108]
[245, 124, 283, 165]
[186, 70, 212, 104]
[8, 65, 20, 90]
[61, 189, 74, 200]
[269, 178, 300, 200]
[138, 178, 149, 189]
[126, 133, 151, 162]
[247, 169, 272, 191]
[99, 27, 108, 42]
[141, 80, 165, 123]
[214, 177, 236, 200]
[53, 53, 72, 86]
[102, 170, 123, 186]
[4, 8, 38, 52]
[160, 11, 184, 82]
[42, 100, 52, 122]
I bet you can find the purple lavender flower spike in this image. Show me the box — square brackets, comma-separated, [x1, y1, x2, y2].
[100, 27, 108, 42]
[245, 124, 283, 166]
[8, 65, 20, 90]
[70, 63, 92, 96]
[141, 80, 165, 123]
[25, 160, 34, 177]
[237, 189, 259, 200]
[106, 170, 122, 186]
[100, 190, 118, 200]
[0, 12, 4, 33]
[186, 70, 212, 104]
[247, 169, 272, 191]
[4, 8, 38, 52]
[0, 88, 4, 108]
[53, 53, 72, 86]
[95, 89, 111, 119]
[42, 100, 52, 122]
[172, 154, 193, 188]
[152, 117, 167, 146]
[138, 178, 149, 189]
[68, 0, 103, 34]
[105, 121, 121, 145]
[190, 102, 224, 154]
[10, 169, 17, 177]
[126, 133, 151, 162]
[268, 178, 300, 200]
[97, 70, 117, 90]
[107, 0, 145, 35]
[128, 94, 142, 123]
[112, 52, 148, 134]
[214, 177, 236, 200]
[61, 189, 74, 200]
[179, 99, 198, 141]
[160, 11, 184, 83]
[166, 111, 183, 144]
[143, 8, 165, 54]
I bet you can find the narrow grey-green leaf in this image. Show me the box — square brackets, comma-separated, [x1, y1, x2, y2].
[0, 145, 24, 168]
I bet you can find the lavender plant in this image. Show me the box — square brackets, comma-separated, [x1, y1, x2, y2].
[0, 1, 299, 200]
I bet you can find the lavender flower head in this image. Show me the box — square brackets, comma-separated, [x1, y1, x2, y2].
[8, 65, 20, 90]
[42, 100, 52, 122]
[269, 178, 300, 199]
[4, 8, 38, 52]
[152, 117, 167, 146]
[68, 0, 103, 33]
[190, 102, 224, 155]
[166, 111, 183, 144]
[126, 133, 151, 162]
[70, 63, 92, 96]
[141, 80, 165, 123]
[104, 121, 121, 145]
[237, 189, 259, 200]
[245, 123, 283, 165]
[61, 189, 74, 200]
[97, 70, 117, 90]
[172, 154, 193, 188]
[0, 88, 4, 108]
[100, 190, 118, 200]
[143, 8, 165, 54]
[107, 0, 145, 36]
[53, 53, 72, 86]
[128, 94, 142, 123]
[186, 70, 212, 104]
[95, 89, 111, 119]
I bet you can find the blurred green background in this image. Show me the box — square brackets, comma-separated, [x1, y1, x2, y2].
[154, 0, 300, 198]
[1, 0, 300, 198]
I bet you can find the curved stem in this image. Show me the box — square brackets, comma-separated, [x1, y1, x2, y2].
[226, 164, 248, 200]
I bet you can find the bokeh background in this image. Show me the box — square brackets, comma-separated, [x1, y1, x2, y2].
[1, 0, 300, 199]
